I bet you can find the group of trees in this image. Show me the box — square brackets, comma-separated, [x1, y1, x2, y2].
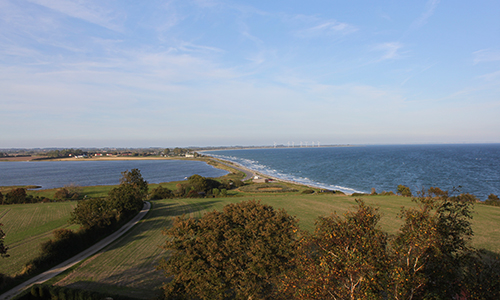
[149, 175, 243, 200]
[0, 189, 51, 205]
[19, 169, 148, 277]
[158, 189, 500, 300]
[70, 169, 147, 229]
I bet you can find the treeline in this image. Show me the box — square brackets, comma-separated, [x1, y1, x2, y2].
[0, 169, 147, 292]
[0, 189, 51, 205]
[149, 174, 243, 200]
[159, 190, 500, 300]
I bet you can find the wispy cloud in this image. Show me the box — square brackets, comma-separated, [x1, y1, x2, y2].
[411, 0, 440, 29]
[27, 0, 125, 31]
[473, 48, 500, 64]
[295, 20, 357, 38]
[372, 42, 404, 61]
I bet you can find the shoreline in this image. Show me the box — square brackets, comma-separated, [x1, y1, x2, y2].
[1, 155, 347, 194]
[206, 155, 353, 194]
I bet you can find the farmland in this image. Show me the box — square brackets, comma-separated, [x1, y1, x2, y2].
[0, 201, 77, 276]
[2, 173, 500, 298]
[48, 190, 500, 299]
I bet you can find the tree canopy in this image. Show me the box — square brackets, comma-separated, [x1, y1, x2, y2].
[157, 200, 298, 300]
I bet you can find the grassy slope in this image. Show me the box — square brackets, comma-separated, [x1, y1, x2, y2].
[51, 192, 500, 299]
[0, 202, 77, 276]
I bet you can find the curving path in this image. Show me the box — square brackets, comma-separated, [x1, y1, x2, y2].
[0, 202, 151, 300]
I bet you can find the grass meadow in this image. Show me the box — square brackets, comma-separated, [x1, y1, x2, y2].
[48, 190, 500, 299]
[2, 170, 499, 298]
[0, 201, 77, 276]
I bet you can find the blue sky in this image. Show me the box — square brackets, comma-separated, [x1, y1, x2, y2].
[1, 0, 499, 148]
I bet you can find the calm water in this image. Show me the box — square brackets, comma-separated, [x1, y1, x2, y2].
[205, 144, 500, 200]
[0, 160, 228, 189]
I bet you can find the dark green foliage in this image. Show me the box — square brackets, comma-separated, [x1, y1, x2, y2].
[108, 184, 144, 220]
[0, 192, 3, 204]
[397, 184, 412, 197]
[54, 185, 82, 200]
[69, 197, 114, 229]
[0, 223, 8, 258]
[119, 168, 149, 199]
[158, 200, 298, 300]
[301, 189, 315, 194]
[4, 188, 27, 204]
[149, 185, 174, 200]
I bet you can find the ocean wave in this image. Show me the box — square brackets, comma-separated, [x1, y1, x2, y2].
[207, 153, 362, 194]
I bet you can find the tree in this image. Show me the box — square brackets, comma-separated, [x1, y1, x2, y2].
[108, 184, 144, 220]
[4, 188, 27, 204]
[149, 185, 173, 200]
[69, 198, 114, 229]
[0, 223, 8, 258]
[388, 190, 475, 299]
[485, 193, 500, 206]
[281, 200, 388, 300]
[119, 168, 149, 199]
[157, 200, 298, 300]
[397, 184, 412, 197]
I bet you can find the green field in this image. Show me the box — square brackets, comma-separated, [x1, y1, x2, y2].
[0, 202, 77, 276]
[49, 192, 500, 299]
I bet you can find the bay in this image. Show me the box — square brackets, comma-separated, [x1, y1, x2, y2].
[0, 160, 228, 189]
[204, 144, 500, 200]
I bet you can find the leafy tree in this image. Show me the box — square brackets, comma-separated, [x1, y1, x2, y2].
[4, 188, 27, 204]
[397, 184, 412, 197]
[158, 200, 298, 300]
[485, 193, 500, 206]
[108, 184, 144, 220]
[119, 168, 149, 199]
[0, 223, 8, 258]
[0, 191, 3, 205]
[69, 198, 114, 229]
[281, 200, 388, 300]
[389, 190, 475, 299]
[149, 185, 174, 200]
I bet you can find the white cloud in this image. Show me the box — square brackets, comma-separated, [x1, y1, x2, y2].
[27, 0, 125, 31]
[411, 0, 440, 29]
[372, 42, 404, 61]
[473, 49, 500, 64]
[295, 20, 357, 38]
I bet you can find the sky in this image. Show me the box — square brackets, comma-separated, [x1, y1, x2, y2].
[1, 0, 499, 148]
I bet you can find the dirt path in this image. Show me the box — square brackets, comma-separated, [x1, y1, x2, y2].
[0, 202, 151, 300]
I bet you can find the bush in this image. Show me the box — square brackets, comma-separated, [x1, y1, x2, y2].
[397, 184, 412, 197]
[149, 185, 173, 200]
[485, 194, 500, 206]
[301, 189, 315, 194]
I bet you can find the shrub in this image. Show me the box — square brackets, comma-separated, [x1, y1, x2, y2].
[301, 189, 315, 194]
[397, 184, 412, 197]
[149, 185, 173, 200]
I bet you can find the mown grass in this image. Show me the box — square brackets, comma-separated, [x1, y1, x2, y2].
[0, 202, 78, 276]
[50, 192, 500, 299]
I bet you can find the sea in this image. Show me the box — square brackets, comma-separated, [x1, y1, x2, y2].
[204, 144, 500, 201]
[0, 160, 228, 190]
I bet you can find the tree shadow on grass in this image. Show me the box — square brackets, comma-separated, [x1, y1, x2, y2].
[98, 200, 222, 253]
